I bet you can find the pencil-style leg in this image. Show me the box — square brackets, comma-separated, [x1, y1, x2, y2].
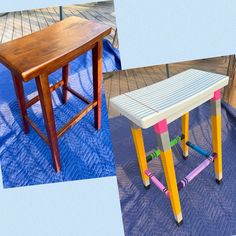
[182, 113, 189, 159]
[211, 90, 222, 184]
[12, 73, 29, 134]
[154, 119, 183, 225]
[36, 74, 61, 172]
[62, 64, 69, 104]
[92, 40, 103, 130]
[131, 124, 150, 189]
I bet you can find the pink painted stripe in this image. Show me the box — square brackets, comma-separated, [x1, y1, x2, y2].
[154, 119, 168, 134]
[213, 90, 221, 101]
[145, 169, 169, 198]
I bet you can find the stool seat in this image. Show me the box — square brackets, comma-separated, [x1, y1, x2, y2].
[0, 16, 111, 82]
[110, 69, 229, 128]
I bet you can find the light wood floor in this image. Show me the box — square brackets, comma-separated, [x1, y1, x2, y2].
[0, 1, 116, 44]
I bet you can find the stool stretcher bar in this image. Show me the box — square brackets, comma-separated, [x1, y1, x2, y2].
[147, 135, 184, 162]
[57, 101, 97, 138]
[26, 80, 91, 109]
[145, 169, 170, 198]
[177, 153, 217, 190]
[145, 147, 217, 194]
[26, 79, 65, 108]
[25, 116, 49, 144]
[25, 79, 96, 142]
[186, 141, 211, 158]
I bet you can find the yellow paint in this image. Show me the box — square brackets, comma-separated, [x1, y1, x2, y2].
[182, 113, 189, 157]
[160, 149, 182, 222]
[212, 114, 222, 180]
[131, 127, 150, 187]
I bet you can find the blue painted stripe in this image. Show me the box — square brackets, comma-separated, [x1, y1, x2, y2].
[186, 141, 211, 157]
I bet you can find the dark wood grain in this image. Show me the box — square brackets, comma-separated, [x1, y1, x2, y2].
[0, 16, 111, 81]
[92, 40, 103, 129]
[12, 73, 29, 133]
[62, 64, 69, 103]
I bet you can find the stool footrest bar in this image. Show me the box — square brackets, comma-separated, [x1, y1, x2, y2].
[25, 116, 49, 144]
[24, 101, 97, 143]
[177, 153, 217, 190]
[26, 79, 65, 109]
[67, 87, 91, 104]
[57, 101, 97, 138]
[147, 134, 184, 162]
[186, 141, 211, 158]
[145, 170, 170, 198]
[145, 153, 217, 194]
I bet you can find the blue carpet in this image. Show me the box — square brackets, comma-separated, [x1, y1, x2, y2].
[110, 101, 236, 235]
[0, 39, 121, 188]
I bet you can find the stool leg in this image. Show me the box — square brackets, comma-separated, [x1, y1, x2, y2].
[154, 119, 183, 225]
[36, 74, 61, 172]
[12, 73, 29, 134]
[182, 113, 189, 159]
[92, 40, 103, 130]
[131, 124, 150, 189]
[62, 64, 69, 104]
[211, 90, 222, 184]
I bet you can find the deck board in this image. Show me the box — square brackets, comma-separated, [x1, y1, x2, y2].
[21, 11, 32, 35]
[28, 10, 40, 32]
[2, 12, 14, 43]
[0, 1, 230, 119]
[0, 2, 115, 44]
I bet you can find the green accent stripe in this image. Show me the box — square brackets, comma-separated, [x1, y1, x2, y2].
[147, 134, 184, 162]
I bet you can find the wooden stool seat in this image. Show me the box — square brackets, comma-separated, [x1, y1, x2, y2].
[110, 69, 229, 225]
[0, 16, 111, 172]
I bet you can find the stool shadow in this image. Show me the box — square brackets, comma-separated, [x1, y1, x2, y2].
[1, 87, 113, 188]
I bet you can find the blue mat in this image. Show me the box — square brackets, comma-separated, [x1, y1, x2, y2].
[110, 101, 236, 235]
[0, 39, 121, 188]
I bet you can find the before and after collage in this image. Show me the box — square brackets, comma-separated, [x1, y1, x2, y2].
[1, 1, 236, 235]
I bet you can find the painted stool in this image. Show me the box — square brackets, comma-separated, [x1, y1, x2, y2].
[110, 69, 229, 225]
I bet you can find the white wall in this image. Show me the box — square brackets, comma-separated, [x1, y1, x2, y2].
[0, 169, 124, 236]
[114, 0, 236, 70]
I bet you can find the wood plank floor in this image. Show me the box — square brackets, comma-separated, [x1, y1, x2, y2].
[105, 56, 230, 117]
[0, 1, 230, 119]
[0, 1, 116, 44]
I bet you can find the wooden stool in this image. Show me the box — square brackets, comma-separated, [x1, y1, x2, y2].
[0, 16, 111, 172]
[110, 69, 229, 225]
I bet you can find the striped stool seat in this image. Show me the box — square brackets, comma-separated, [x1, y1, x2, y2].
[110, 69, 228, 128]
[110, 69, 229, 226]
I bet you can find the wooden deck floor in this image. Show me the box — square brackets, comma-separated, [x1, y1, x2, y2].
[0, 1, 116, 44]
[105, 56, 230, 117]
[0, 2, 230, 119]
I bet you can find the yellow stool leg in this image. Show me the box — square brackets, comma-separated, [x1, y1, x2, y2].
[154, 119, 183, 225]
[211, 90, 222, 184]
[182, 113, 189, 159]
[131, 125, 150, 188]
